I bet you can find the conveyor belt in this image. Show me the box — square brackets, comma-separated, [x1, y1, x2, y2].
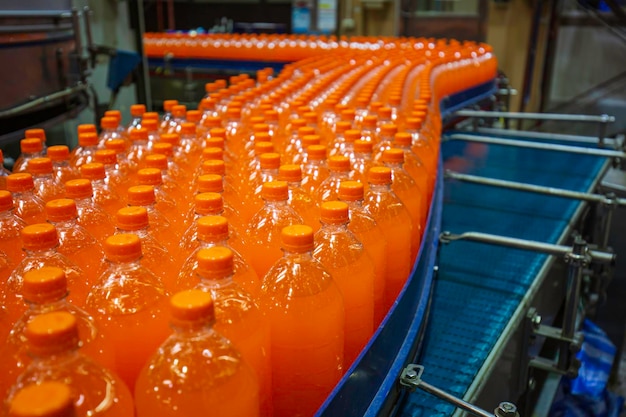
[398, 135, 608, 417]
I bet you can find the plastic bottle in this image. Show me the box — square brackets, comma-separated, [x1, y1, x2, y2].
[114, 206, 175, 291]
[328, 121, 352, 157]
[178, 216, 259, 297]
[45, 198, 106, 285]
[136, 167, 182, 226]
[360, 115, 378, 143]
[363, 167, 413, 309]
[79, 163, 125, 216]
[195, 174, 241, 227]
[104, 110, 126, 138]
[179, 122, 202, 168]
[7, 381, 76, 417]
[159, 133, 192, 174]
[6, 173, 46, 225]
[26, 158, 64, 203]
[86, 233, 170, 392]
[261, 225, 344, 417]
[351, 139, 380, 184]
[0, 149, 11, 190]
[47, 146, 80, 185]
[315, 155, 352, 204]
[380, 148, 423, 256]
[1, 266, 116, 400]
[405, 116, 437, 197]
[314, 201, 375, 365]
[278, 164, 319, 231]
[70, 132, 99, 168]
[283, 126, 315, 164]
[64, 179, 115, 243]
[104, 138, 135, 185]
[13, 138, 44, 173]
[393, 131, 432, 203]
[193, 247, 272, 416]
[338, 181, 387, 325]
[127, 104, 146, 133]
[98, 117, 125, 148]
[135, 289, 260, 417]
[245, 181, 303, 278]
[301, 145, 329, 195]
[373, 123, 398, 158]
[93, 150, 129, 199]
[0, 191, 26, 271]
[159, 99, 179, 132]
[5, 311, 134, 417]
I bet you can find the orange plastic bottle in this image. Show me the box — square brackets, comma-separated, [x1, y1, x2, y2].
[85, 233, 170, 392]
[13, 138, 44, 173]
[135, 289, 260, 417]
[351, 140, 379, 184]
[245, 181, 303, 278]
[261, 225, 344, 417]
[0, 191, 26, 272]
[26, 157, 65, 203]
[301, 145, 329, 195]
[64, 179, 115, 243]
[5, 311, 134, 417]
[47, 145, 80, 185]
[0, 266, 116, 400]
[159, 99, 179, 133]
[7, 381, 76, 417]
[135, 167, 182, 226]
[363, 167, 413, 309]
[338, 181, 388, 325]
[278, 164, 319, 231]
[393, 131, 431, 204]
[314, 201, 375, 365]
[406, 116, 437, 197]
[6, 173, 46, 225]
[381, 148, 423, 256]
[195, 174, 242, 228]
[79, 163, 125, 216]
[98, 116, 125, 148]
[194, 247, 272, 416]
[70, 132, 99, 168]
[178, 216, 259, 298]
[315, 155, 352, 204]
[0, 149, 11, 190]
[93, 149, 129, 201]
[143, 154, 189, 211]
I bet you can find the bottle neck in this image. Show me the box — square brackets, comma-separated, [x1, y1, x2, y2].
[25, 247, 58, 257]
[26, 297, 68, 314]
[171, 320, 215, 336]
[320, 221, 349, 232]
[283, 249, 314, 260]
[368, 183, 391, 193]
[198, 273, 235, 290]
[31, 347, 80, 364]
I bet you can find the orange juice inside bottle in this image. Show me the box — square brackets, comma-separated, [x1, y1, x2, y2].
[194, 247, 272, 417]
[64, 179, 115, 243]
[6, 173, 46, 225]
[278, 164, 319, 231]
[0, 191, 26, 271]
[261, 225, 344, 417]
[134, 290, 260, 417]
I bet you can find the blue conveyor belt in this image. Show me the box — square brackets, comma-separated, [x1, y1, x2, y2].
[399, 136, 607, 416]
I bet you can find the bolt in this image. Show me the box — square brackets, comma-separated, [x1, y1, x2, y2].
[497, 402, 517, 417]
[405, 369, 418, 380]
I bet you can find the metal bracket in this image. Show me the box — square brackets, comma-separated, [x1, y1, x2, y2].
[399, 364, 520, 417]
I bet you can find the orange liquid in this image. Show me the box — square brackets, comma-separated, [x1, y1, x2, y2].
[13, 194, 46, 225]
[389, 168, 422, 260]
[75, 200, 115, 244]
[262, 263, 344, 417]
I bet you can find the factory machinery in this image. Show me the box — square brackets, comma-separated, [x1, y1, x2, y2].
[1, 4, 624, 416]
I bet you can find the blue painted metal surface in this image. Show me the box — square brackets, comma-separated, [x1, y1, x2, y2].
[397, 136, 607, 417]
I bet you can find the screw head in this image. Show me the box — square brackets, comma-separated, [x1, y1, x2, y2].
[497, 402, 517, 417]
[405, 369, 418, 379]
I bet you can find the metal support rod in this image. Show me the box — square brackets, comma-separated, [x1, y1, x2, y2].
[440, 232, 615, 265]
[71, 8, 82, 56]
[444, 134, 626, 159]
[0, 84, 87, 119]
[475, 127, 619, 147]
[453, 110, 615, 124]
[444, 171, 626, 207]
[414, 379, 495, 417]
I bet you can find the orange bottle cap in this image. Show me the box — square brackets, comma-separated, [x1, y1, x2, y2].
[338, 180, 364, 201]
[302, 135, 321, 148]
[130, 104, 146, 117]
[335, 121, 351, 134]
[252, 123, 270, 133]
[334, 103, 348, 113]
[253, 132, 272, 144]
[362, 115, 378, 129]
[197, 174, 223, 193]
[368, 166, 393, 185]
[7, 173, 35, 192]
[144, 154, 168, 171]
[78, 132, 98, 147]
[260, 153, 281, 170]
[209, 127, 226, 138]
[382, 148, 405, 164]
[264, 109, 279, 121]
[298, 126, 315, 137]
[380, 123, 398, 137]
[203, 117, 222, 129]
[249, 116, 265, 126]
[201, 160, 226, 176]
[94, 150, 117, 166]
[205, 137, 225, 149]
[142, 119, 158, 132]
[47, 145, 70, 161]
[370, 101, 383, 112]
[0, 190, 13, 211]
[27, 157, 53, 175]
[388, 95, 402, 106]
[8, 381, 74, 417]
[205, 82, 217, 93]
[281, 224, 314, 252]
[104, 233, 141, 262]
[129, 127, 148, 141]
[186, 110, 201, 124]
[170, 289, 215, 324]
[104, 110, 121, 122]
[328, 155, 350, 172]
[20, 138, 43, 154]
[278, 164, 303, 183]
[291, 118, 306, 129]
[226, 107, 241, 118]
[394, 132, 412, 147]
[116, 206, 149, 230]
[152, 142, 173, 157]
[137, 168, 163, 186]
[160, 133, 180, 146]
[405, 117, 422, 130]
[22, 266, 68, 304]
[142, 112, 159, 122]
[22, 223, 58, 251]
[77, 124, 96, 135]
[194, 192, 223, 215]
[306, 145, 327, 161]
[202, 147, 223, 161]
[127, 185, 156, 206]
[297, 105, 312, 115]
[172, 105, 187, 118]
[354, 140, 373, 154]
[196, 246, 234, 278]
[64, 179, 92, 199]
[25, 128, 46, 142]
[320, 201, 349, 224]
[340, 109, 356, 122]
[46, 199, 78, 222]
[254, 141, 274, 156]
[26, 311, 78, 355]
[345, 130, 362, 143]
[355, 96, 369, 107]
[80, 163, 106, 180]
[261, 181, 289, 201]
[303, 112, 317, 124]
[100, 116, 118, 129]
[197, 215, 229, 242]
[180, 122, 196, 135]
